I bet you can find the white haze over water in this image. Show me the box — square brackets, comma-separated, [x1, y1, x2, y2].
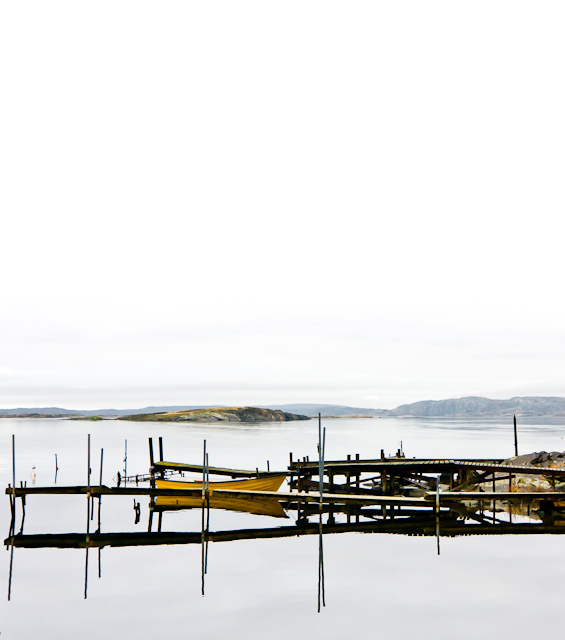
[1, 2, 564, 410]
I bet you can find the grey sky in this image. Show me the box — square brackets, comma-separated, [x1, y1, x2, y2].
[1, 2, 564, 410]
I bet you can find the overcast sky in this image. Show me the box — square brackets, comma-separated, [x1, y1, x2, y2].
[1, 2, 564, 410]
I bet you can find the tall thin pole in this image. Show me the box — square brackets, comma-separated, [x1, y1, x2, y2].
[85, 434, 91, 599]
[87, 434, 91, 492]
[201, 439, 207, 596]
[98, 448, 104, 531]
[318, 413, 325, 506]
[12, 434, 16, 496]
[8, 436, 15, 602]
[513, 415, 518, 457]
[436, 475, 441, 556]
[148, 438, 155, 488]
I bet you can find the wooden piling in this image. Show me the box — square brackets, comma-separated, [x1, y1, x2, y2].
[12, 435, 16, 498]
[514, 415, 518, 457]
[159, 437, 164, 462]
[148, 438, 155, 488]
[87, 434, 91, 492]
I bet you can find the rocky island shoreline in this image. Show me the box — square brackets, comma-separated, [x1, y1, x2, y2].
[118, 406, 310, 423]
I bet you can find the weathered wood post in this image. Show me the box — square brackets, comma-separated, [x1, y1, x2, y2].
[436, 476, 441, 555]
[159, 436, 164, 462]
[514, 415, 518, 457]
[148, 438, 155, 489]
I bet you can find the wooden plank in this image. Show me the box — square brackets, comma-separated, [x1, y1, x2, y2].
[290, 459, 565, 476]
[4, 485, 427, 506]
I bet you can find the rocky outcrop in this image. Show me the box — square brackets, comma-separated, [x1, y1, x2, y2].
[119, 406, 310, 423]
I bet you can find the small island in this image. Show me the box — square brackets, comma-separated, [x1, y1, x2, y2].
[118, 406, 310, 423]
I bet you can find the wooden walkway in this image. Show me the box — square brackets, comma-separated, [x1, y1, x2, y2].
[7, 484, 564, 506]
[291, 458, 565, 477]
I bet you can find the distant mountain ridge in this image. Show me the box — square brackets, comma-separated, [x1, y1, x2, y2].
[386, 396, 565, 417]
[0, 405, 224, 417]
[2, 396, 565, 418]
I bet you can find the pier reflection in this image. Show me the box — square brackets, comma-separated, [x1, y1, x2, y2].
[6, 493, 565, 607]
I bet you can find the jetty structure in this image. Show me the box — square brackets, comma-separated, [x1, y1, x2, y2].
[6, 421, 565, 525]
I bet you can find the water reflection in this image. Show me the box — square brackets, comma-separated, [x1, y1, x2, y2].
[7, 488, 565, 608]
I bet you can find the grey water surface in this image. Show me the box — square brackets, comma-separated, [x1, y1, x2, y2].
[2, 416, 565, 639]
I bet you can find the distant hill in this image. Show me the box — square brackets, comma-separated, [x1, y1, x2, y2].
[119, 407, 310, 423]
[262, 404, 384, 417]
[387, 396, 565, 417]
[0, 405, 223, 417]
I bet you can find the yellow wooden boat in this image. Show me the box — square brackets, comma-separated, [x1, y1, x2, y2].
[155, 474, 286, 493]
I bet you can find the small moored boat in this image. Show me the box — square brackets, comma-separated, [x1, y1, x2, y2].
[155, 474, 286, 493]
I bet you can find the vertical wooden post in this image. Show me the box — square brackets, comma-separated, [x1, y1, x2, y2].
[159, 437, 164, 462]
[148, 438, 155, 488]
[436, 476, 441, 555]
[12, 434, 16, 496]
[318, 414, 323, 504]
[508, 473, 512, 492]
[514, 415, 518, 457]
[87, 434, 91, 492]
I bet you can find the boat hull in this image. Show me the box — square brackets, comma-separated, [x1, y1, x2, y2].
[155, 474, 286, 493]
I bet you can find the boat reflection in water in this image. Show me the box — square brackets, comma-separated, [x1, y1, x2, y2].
[154, 474, 288, 519]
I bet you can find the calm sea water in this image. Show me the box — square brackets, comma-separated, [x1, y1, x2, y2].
[2, 416, 565, 639]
